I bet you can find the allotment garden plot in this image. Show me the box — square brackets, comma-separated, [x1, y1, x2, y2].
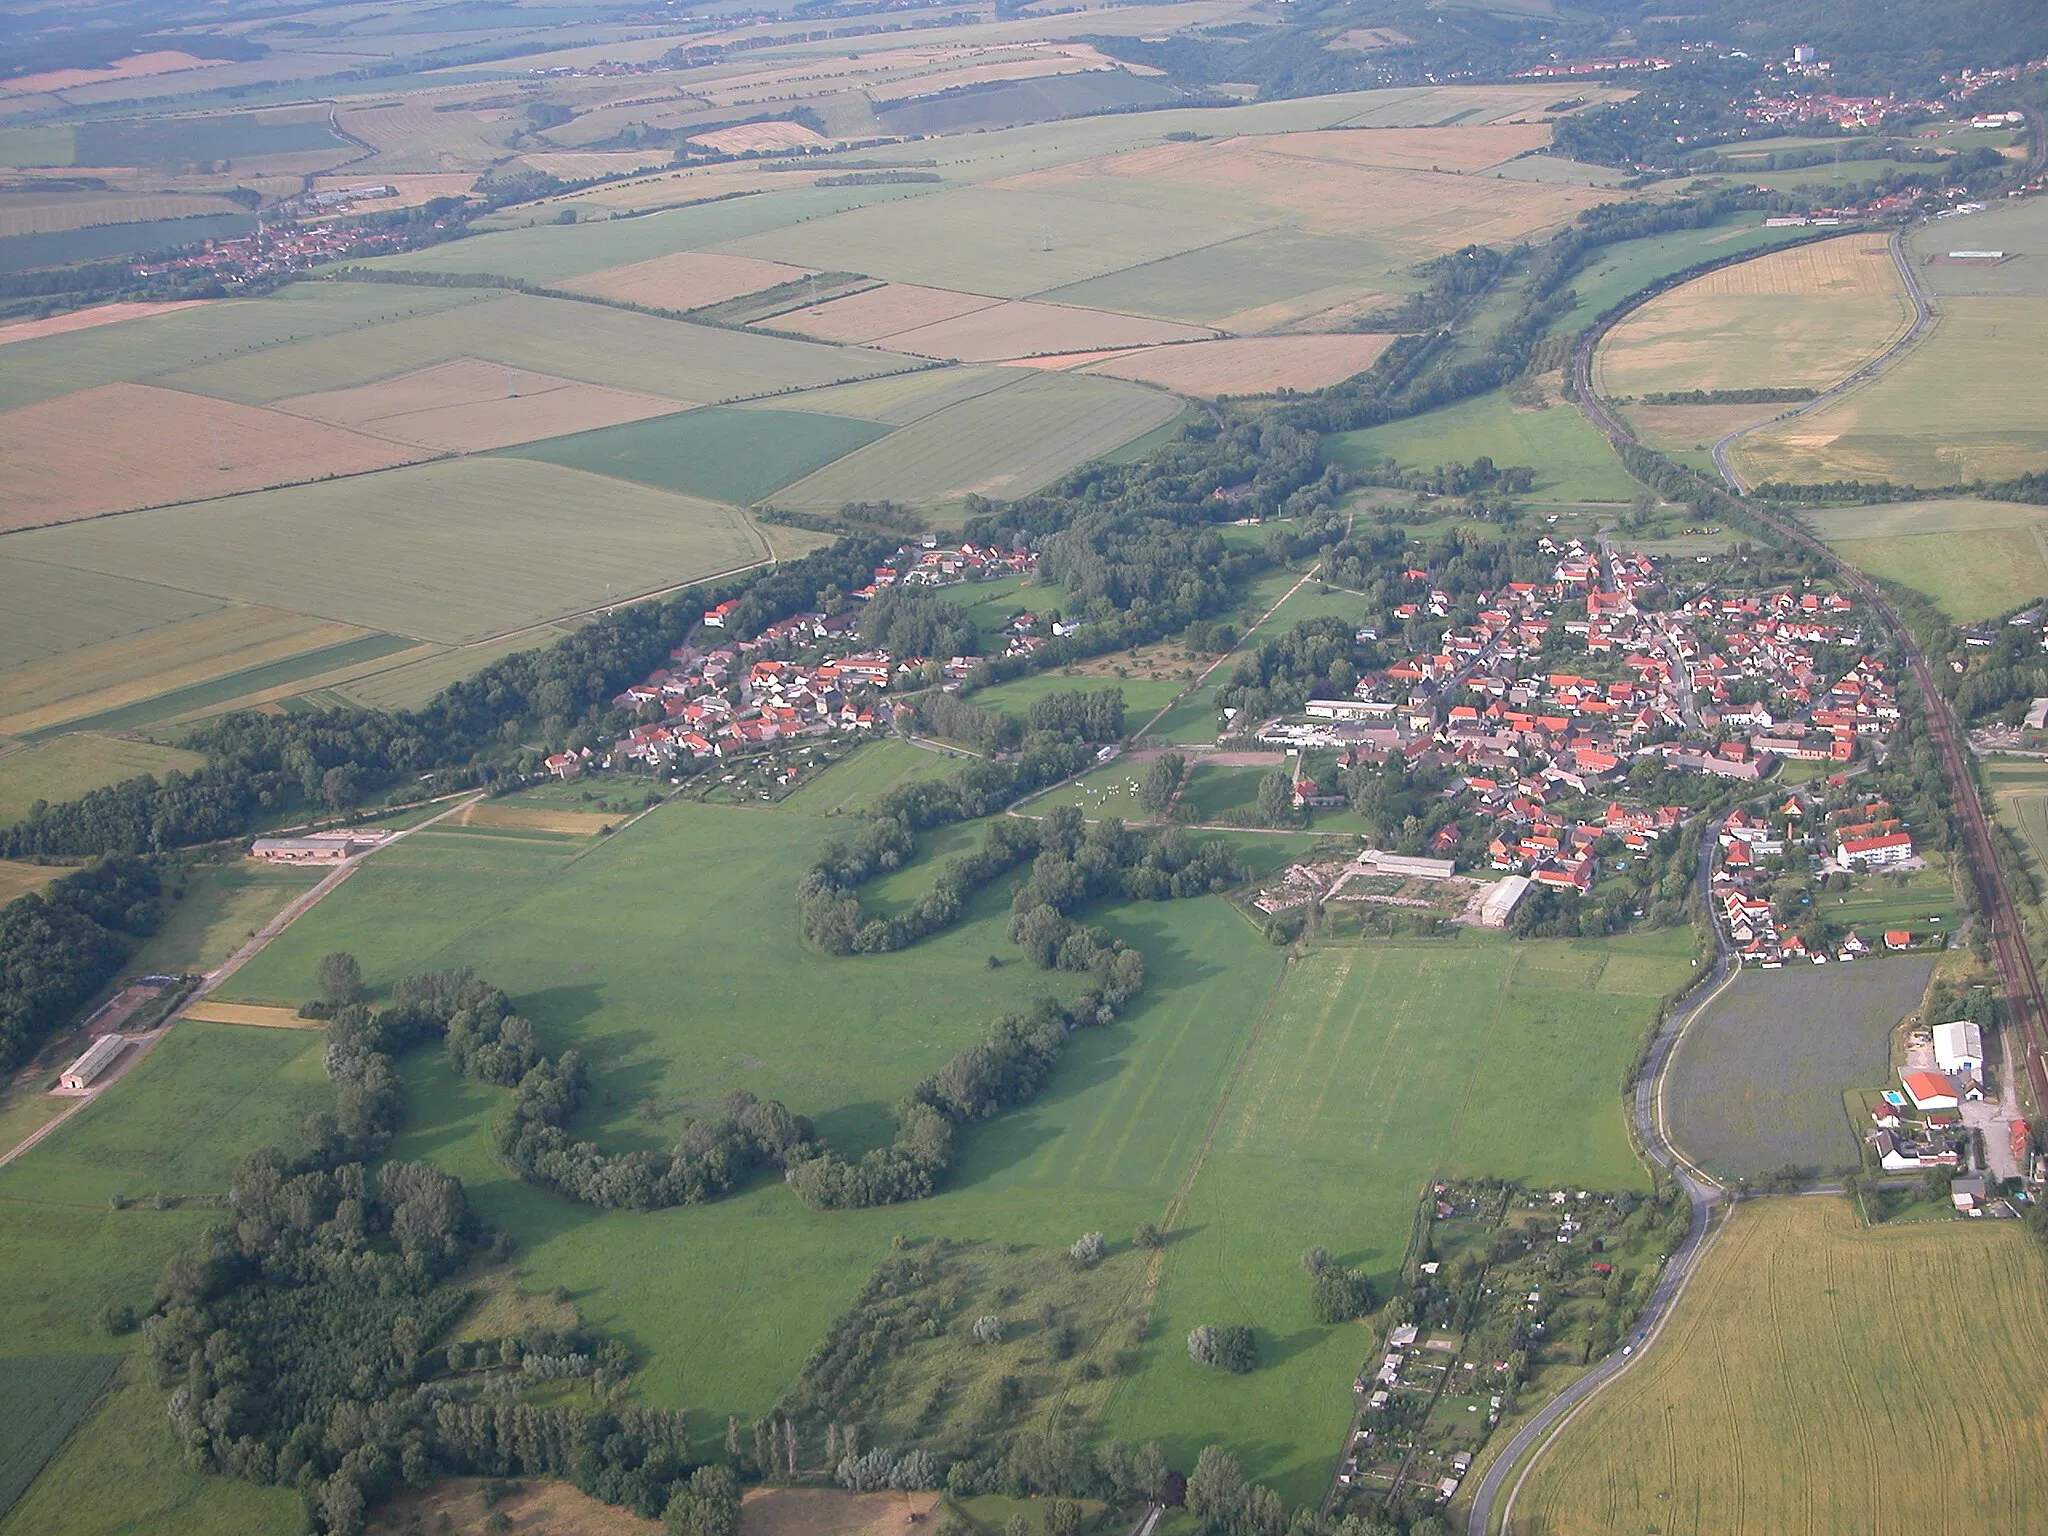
[1664, 956, 1935, 1181]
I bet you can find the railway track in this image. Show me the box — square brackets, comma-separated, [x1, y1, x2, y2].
[1566, 241, 2048, 1114]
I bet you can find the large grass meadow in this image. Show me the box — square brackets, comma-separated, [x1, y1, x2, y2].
[1098, 932, 1689, 1503]
[24, 753, 1684, 1504]
[1516, 1197, 2048, 1536]
[1325, 388, 1639, 503]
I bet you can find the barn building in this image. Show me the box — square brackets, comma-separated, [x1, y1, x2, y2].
[60, 1033, 127, 1090]
[1932, 1021, 1985, 1079]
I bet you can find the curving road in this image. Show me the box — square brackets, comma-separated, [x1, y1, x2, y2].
[1464, 825, 1731, 1536]
[1710, 227, 1936, 493]
[1473, 209, 2048, 1530]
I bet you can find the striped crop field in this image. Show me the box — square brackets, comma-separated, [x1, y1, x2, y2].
[1516, 1196, 2048, 1536]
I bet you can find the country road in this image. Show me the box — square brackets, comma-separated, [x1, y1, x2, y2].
[1472, 208, 2048, 1533]
[1463, 823, 1731, 1536]
[0, 795, 479, 1173]
[1709, 227, 1936, 493]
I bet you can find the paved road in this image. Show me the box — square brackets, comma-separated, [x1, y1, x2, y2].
[1709, 227, 1934, 493]
[0, 796, 478, 1172]
[1463, 823, 1730, 1536]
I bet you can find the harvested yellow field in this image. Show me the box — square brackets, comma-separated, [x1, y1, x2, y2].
[867, 49, 1129, 104]
[277, 360, 689, 453]
[770, 282, 1002, 344]
[0, 49, 208, 96]
[0, 299, 210, 347]
[0, 192, 247, 237]
[1080, 333, 1398, 396]
[880, 299, 1214, 361]
[741, 1488, 942, 1536]
[181, 1002, 319, 1029]
[0, 606, 368, 737]
[998, 348, 1143, 371]
[0, 860, 58, 904]
[1247, 122, 1551, 174]
[565, 249, 815, 310]
[455, 801, 617, 834]
[1596, 233, 1913, 398]
[1215, 286, 1404, 335]
[1622, 400, 1794, 457]
[1729, 296, 2048, 487]
[687, 119, 834, 153]
[515, 150, 675, 179]
[1517, 1197, 2048, 1536]
[0, 382, 428, 530]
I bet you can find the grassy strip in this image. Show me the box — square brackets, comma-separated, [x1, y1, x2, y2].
[22, 632, 417, 739]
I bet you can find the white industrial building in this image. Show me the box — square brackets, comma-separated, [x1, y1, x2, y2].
[1933, 1020, 1985, 1079]
[59, 1033, 127, 1090]
[1478, 875, 1533, 929]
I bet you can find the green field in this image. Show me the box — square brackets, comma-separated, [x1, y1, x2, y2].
[75, 111, 348, 166]
[1517, 1196, 2048, 1536]
[2, 459, 767, 645]
[1040, 229, 1400, 325]
[159, 289, 911, 406]
[1097, 932, 1690, 1502]
[503, 405, 890, 505]
[27, 633, 420, 739]
[1986, 759, 2048, 925]
[969, 671, 1185, 722]
[0, 284, 495, 412]
[129, 859, 325, 978]
[363, 183, 940, 285]
[0, 558, 228, 671]
[0, 1022, 332, 1207]
[738, 364, 1024, 426]
[0, 1355, 120, 1523]
[325, 624, 582, 713]
[0, 735, 206, 825]
[1803, 494, 2048, 620]
[1326, 387, 1640, 502]
[1819, 857, 1959, 937]
[773, 738, 961, 817]
[1176, 761, 1269, 822]
[769, 371, 1183, 509]
[0, 214, 257, 275]
[1908, 199, 2048, 298]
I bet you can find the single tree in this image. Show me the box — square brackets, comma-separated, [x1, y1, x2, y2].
[1070, 1231, 1107, 1267]
[1185, 1446, 1248, 1532]
[317, 951, 363, 1006]
[972, 1314, 1005, 1346]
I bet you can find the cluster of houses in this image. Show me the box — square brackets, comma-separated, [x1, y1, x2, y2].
[598, 540, 1037, 772]
[1709, 793, 1923, 964]
[132, 220, 413, 285]
[1267, 545, 1910, 891]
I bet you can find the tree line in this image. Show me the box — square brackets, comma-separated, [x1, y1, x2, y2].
[0, 855, 161, 1074]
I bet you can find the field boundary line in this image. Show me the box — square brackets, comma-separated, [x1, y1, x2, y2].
[1133, 559, 1324, 743]
[1651, 961, 1739, 1193]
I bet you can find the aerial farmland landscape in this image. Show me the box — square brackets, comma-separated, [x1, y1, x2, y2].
[1, 1, 2047, 1535]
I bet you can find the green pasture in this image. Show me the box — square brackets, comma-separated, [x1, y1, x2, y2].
[504, 405, 888, 505]
[775, 738, 960, 817]
[1827, 526, 2048, 622]
[1138, 676, 1230, 745]
[770, 371, 1182, 510]
[0, 283, 494, 412]
[0, 1199, 298, 1536]
[1177, 762, 1270, 823]
[362, 183, 939, 284]
[1040, 229, 1399, 325]
[0, 1355, 119, 1525]
[76, 111, 346, 166]
[3, 459, 766, 645]
[129, 860, 325, 977]
[0, 735, 205, 826]
[1819, 858, 1958, 937]
[220, 796, 1291, 1453]
[1257, 580, 1376, 631]
[1028, 757, 1163, 820]
[160, 289, 910, 406]
[0, 1023, 331, 1207]
[1324, 388, 1639, 502]
[969, 671, 1185, 722]
[0, 125, 73, 168]
[1098, 931, 1690, 1503]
